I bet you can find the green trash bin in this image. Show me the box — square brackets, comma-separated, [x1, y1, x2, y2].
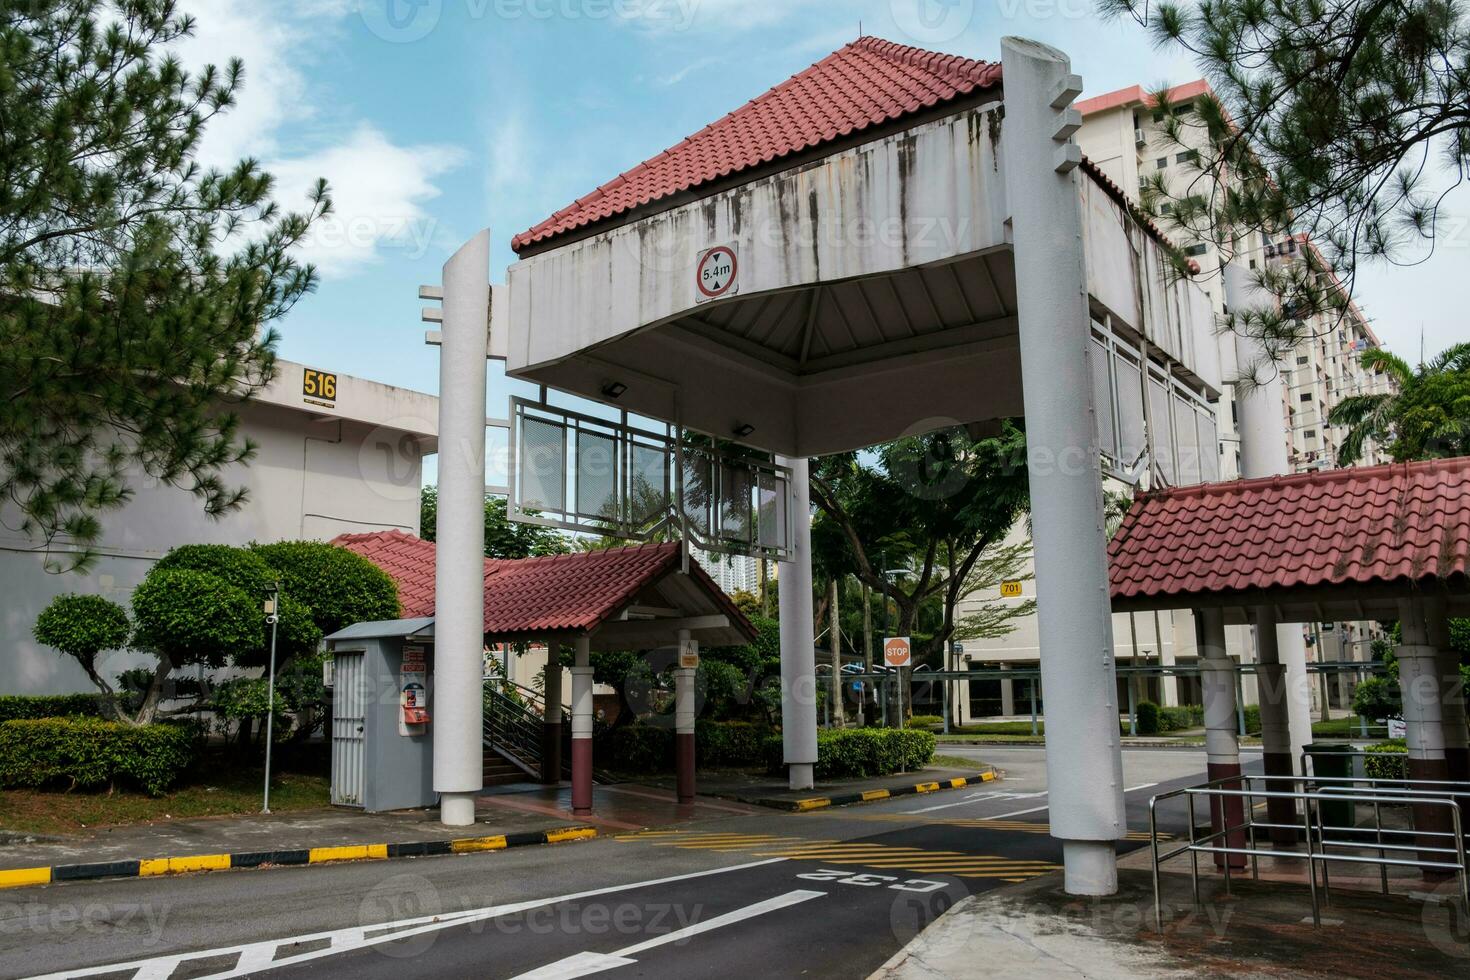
[1306, 742, 1357, 830]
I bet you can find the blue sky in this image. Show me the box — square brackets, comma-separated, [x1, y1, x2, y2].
[183, 0, 1464, 407]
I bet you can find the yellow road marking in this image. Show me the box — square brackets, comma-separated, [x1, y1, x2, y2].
[140, 854, 233, 876]
[861, 789, 891, 801]
[546, 828, 598, 844]
[449, 836, 508, 854]
[0, 867, 51, 889]
[307, 845, 388, 864]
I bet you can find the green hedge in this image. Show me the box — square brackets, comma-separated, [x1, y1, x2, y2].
[0, 694, 103, 722]
[1363, 740, 1407, 781]
[1135, 701, 1161, 735]
[906, 715, 943, 729]
[764, 728, 937, 780]
[0, 718, 195, 795]
[1158, 705, 1204, 732]
[601, 721, 772, 772]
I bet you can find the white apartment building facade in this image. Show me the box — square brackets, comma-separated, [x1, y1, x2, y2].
[951, 81, 1395, 721]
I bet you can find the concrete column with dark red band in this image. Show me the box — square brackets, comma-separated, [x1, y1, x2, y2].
[1253, 607, 1299, 845]
[1428, 600, 1469, 786]
[570, 635, 595, 817]
[675, 630, 697, 804]
[1398, 599, 1452, 870]
[1199, 608, 1247, 868]
[541, 642, 564, 785]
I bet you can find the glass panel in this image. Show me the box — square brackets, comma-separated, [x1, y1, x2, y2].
[719, 463, 754, 544]
[681, 452, 712, 536]
[1115, 354, 1146, 467]
[1198, 407, 1221, 483]
[1173, 393, 1201, 486]
[520, 417, 566, 512]
[575, 430, 619, 521]
[1148, 378, 1175, 484]
[757, 471, 787, 551]
[1090, 339, 1118, 460]
[629, 442, 669, 528]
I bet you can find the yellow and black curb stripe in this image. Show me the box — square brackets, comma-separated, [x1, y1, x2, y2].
[759, 769, 997, 813]
[0, 825, 596, 891]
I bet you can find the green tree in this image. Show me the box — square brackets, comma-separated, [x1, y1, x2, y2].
[1327, 343, 1470, 464]
[1101, 0, 1469, 358]
[420, 486, 570, 559]
[249, 541, 401, 636]
[32, 593, 133, 721]
[0, 2, 329, 571]
[809, 422, 1031, 664]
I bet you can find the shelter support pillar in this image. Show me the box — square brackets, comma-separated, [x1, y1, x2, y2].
[1227, 263, 1313, 765]
[1427, 600, 1469, 786]
[1000, 675, 1015, 718]
[1199, 608, 1247, 867]
[1400, 599, 1453, 869]
[542, 642, 564, 785]
[676, 630, 697, 804]
[433, 230, 490, 828]
[1000, 36, 1125, 896]
[777, 455, 818, 792]
[1253, 607, 1298, 845]
[571, 635, 595, 817]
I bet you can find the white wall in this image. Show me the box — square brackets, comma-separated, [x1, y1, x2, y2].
[2, 366, 437, 694]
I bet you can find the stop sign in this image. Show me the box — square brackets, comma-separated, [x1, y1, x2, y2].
[883, 636, 912, 668]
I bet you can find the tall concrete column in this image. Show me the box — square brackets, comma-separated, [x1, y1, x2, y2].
[1427, 599, 1469, 784]
[1227, 262, 1313, 766]
[1000, 36, 1125, 896]
[433, 230, 490, 827]
[1253, 606, 1298, 844]
[675, 629, 698, 804]
[1199, 608, 1247, 867]
[1000, 675, 1016, 717]
[541, 642, 564, 785]
[1398, 599, 1452, 866]
[570, 635, 595, 817]
[777, 455, 818, 791]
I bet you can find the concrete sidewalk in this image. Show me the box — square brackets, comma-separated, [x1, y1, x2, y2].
[872, 865, 1468, 978]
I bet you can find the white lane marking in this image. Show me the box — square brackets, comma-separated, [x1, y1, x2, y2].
[985, 782, 1160, 821]
[1125, 782, 1159, 794]
[27, 858, 790, 980]
[510, 890, 827, 980]
[902, 790, 1047, 815]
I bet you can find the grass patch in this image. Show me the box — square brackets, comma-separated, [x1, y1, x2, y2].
[0, 768, 329, 836]
[1310, 717, 1387, 738]
[929, 753, 988, 770]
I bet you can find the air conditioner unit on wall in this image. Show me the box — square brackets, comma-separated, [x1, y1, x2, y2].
[1134, 128, 1147, 146]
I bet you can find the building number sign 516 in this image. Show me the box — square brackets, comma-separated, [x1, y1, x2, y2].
[303, 368, 337, 403]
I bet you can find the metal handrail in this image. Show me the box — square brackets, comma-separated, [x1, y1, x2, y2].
[1148, 777, 1470, 932]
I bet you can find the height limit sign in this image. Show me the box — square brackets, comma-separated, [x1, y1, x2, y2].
[695, 245, 738, 303]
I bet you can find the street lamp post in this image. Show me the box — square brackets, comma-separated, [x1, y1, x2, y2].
[262, 582, 281, 814]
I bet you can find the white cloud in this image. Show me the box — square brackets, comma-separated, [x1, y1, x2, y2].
[170, 1, 467, 279]
[270, 125, 468, 278]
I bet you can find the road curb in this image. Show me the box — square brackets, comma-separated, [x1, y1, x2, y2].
[0, 825, 597, 891]
[737, 769, 998, 813]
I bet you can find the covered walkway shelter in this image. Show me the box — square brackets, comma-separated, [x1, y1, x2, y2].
[1109, 457, 1470, 844]
[334, 530, 756, 813]
[426, 35, 1230, 895]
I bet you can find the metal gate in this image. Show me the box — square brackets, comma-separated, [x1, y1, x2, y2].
[330, 651, 366, 807]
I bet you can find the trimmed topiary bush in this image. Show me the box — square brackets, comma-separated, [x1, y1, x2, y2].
[696, 720, 769, 767]
[249, 541, 401, 636]
[0, 718, 195, 795]
[601, 720, 773, 772]
[1363, 740, 1407, 781]
[1135, 700, 1162, 735]
[906, 715, 943, 729]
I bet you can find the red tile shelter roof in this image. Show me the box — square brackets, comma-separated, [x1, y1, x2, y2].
[1108, 457, 1470, 606]
[510, 36, 1004, 254]
[332, 530, 754, 640]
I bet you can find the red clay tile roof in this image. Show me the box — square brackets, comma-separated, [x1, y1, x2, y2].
[510, 36, 1003, 254]
[332, 530, 754, 639]
[1108, 457, 1470, 603]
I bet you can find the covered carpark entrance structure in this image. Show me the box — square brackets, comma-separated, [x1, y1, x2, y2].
[427, 36, 1230, 895]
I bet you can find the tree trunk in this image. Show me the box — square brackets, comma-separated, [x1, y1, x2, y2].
[830, 576, 843, 726]
[132, 658, 175, 726]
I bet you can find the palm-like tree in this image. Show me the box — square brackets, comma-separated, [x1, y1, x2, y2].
[1327, 343, 1470, 465]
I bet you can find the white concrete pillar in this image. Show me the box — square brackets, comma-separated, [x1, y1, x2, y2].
[570, 635, 595, 817]
[1000, 675, 1016, 717]
[1199, 607, 1247, 866]
[1226, 262, 1313, 768]
[1000, 36, 1125, 896]
[541, 642, 563, 785]
[1427, 599, 1469, 783]
[675, 629, 697, 803]
[777, 454, 818, 791]
[1397, 598, 1452, 863]
[1253, 607, 1298, 843]
[433, 229, 490, 828]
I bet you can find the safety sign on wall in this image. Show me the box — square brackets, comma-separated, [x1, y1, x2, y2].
[695, 245, 738, 303]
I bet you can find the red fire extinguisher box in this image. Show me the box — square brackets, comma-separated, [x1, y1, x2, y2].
[324, 619, 438, 812]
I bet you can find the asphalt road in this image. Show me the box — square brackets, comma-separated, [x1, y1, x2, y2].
[1, 746, 1259, 980]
